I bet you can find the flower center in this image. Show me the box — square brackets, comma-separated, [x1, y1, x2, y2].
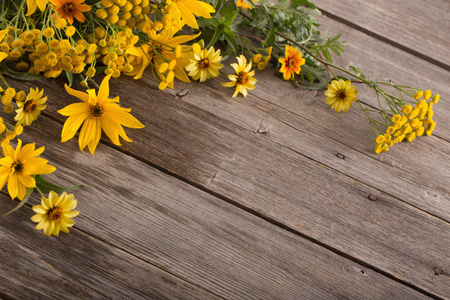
[148, 42, 163, 57]
[90, 104, 103, 118]
[199, 59, 210, 70]
[236, 71, 249, 85]
[23, 100, 37, 113]
[286, 58, 296, 68]
[48, 207, 64, 221]
[336, 90, 347, 100]
[12, 161, 23, 173]
[62, 3, 76, 15]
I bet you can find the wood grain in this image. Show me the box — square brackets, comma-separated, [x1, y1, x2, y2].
[164, 15, 450, 222]
[313, 0, 450, 69]
[1, 116, 433, 300]
[12, 73, 447, 298]
[0, 197, 219, 300]
[0, 2, 448, 299]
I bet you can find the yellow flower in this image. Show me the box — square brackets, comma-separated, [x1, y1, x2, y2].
[26, 0, 49, 16]
[50, 0, 91, 24]
[31, 191, 79, 236]
[0, 29, 8, 63]
[236, 0, 258, 10]
[125, 29, 199, 83]
[324, 79, 358, 113]
[185, 46, 223, 82]
[0, 139, 56, 200]
[221, 55, 257, 97]
[58, 75, 145, 155]
[278, 45, 305, 80]
[167, 0, 215, 29]
[14, 87, 48, 126]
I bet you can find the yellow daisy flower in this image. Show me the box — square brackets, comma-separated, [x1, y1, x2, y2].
[31, 191, 79, 236]
[185, 46, 224, 82]
[14, 87, 48, 126]
[0, 139, 56, 200]
[221, 55, 257, 97]
[324, 79, 358, 113]
[168, 0, 215, 29]
[278, 45, 305, 80]
[58, 75, 145, 155]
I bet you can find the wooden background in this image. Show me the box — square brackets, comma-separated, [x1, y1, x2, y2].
[1, 0, 449, 299]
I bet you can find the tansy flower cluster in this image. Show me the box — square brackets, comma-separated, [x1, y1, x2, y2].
[374, 90, 439, 153]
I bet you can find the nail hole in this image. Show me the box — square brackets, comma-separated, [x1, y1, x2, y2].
[336, 153, 345, 159]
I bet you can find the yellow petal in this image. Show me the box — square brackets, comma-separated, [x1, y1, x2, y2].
[64, 84, 89, 103]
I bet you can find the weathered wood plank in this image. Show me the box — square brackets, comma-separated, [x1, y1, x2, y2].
[0, 196, 220, 300]
[16, 74, 449, 298]
[164, 14, 450, 222]
[0, 117, 433, 300]
[313, 0, 450, 69]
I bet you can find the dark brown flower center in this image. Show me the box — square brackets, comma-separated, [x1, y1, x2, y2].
[236, 71, 249, 85]
[62, 3, 76, 14]
[337, 90, 347, 100]
[12, 161, 23, 173]
[90, 104, 103, 118]
[48, 207, 63, 221]
[24, 100, 37, 113]
[199, 59, 210, 70]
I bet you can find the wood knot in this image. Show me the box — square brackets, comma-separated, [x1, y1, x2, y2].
[433, 267, 443, 276]
[336, 153, 345, 159]
[256, 121, 271, 134]
[368, 194, 377, 201]
[175, 88, 189, 99]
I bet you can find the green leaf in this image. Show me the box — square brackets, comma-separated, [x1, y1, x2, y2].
[223, 8, 239, 27]
[298, 82, 329, 90]
[289, 0, 317, 9]
[65, 70, 73, 87]
[0, 61, 43, 81]
[94, 66, 107, 76]
[262, 10, 275, 47]
[206, 25, 224, 49]
[35, 174, 84, 195]
[3, 188, 34, 217]
[223, 30, 239, 54]
[219, 0, 236, 18]
[213, 0, 222, 13]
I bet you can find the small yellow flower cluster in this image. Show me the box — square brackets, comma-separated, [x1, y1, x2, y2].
[0, 85, 23, 113]
[1, 25, 94, 78]
[85, 27, 139, 79]
[253, 46, 273, 71]
[95, 0, 153, 28]
[374, 90, 439, 153]
[0, 114, 23, 148]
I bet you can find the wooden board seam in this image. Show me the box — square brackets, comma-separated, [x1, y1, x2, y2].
[317, 8, 450, 72]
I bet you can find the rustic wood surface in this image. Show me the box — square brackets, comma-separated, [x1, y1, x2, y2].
[1, 1, 449, 299]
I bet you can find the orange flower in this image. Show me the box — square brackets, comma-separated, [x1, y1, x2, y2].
[236, 0, 258, 10]
[278, 45, 305, 80]
[50, 0, 91, 24]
